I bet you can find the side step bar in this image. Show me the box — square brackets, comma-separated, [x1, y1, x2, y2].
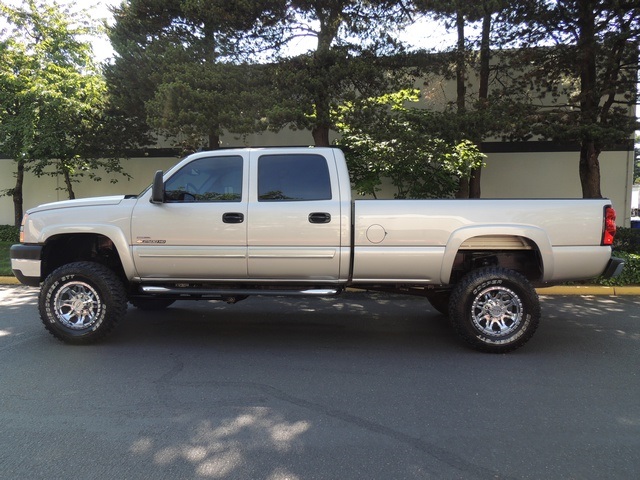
[140, 286, 340, 297]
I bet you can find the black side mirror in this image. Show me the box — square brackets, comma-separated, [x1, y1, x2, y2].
[150, 170, 164, 204]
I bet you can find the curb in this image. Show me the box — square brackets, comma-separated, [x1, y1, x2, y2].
[535, 286, 640, 296]
[1, 275, 639, 295]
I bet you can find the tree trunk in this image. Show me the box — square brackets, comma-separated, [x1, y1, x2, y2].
[455, 10, 466, 115]
[469, 167, 482, 198]
[63, 169, 76, 200]
[208, 129, 220, 150]
[455, 9, 469, 198]
[455, 177, 469, 198]
[579, 140, 602, 198]
[577, 1, 601, 199]
[312, 125, 330, 147]
[13, 160, 25, 228]
[469, 6, 492, 199]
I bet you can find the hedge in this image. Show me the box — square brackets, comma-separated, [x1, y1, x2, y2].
[0, 225, 18, 242]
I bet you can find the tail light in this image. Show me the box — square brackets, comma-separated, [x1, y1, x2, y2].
[602, 206, 616, 246]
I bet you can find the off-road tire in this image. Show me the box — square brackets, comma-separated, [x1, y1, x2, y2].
[449, 267, 540, 353]
[39, 262, 127, 345]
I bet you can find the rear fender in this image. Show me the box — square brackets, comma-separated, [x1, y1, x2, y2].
[440, 225, 554, 284]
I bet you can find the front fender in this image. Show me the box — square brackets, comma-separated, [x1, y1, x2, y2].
[38, 224, 137, 280]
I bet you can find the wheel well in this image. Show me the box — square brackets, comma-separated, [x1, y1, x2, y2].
[41, 234, 125, 281]
[450, 235, 543, 284]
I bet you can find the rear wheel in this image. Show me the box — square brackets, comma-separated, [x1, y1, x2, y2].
[449, 267, 540, 353]
[39, 262, 127, 344]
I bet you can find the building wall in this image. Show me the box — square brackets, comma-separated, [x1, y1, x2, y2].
[0, 147, 633, 227]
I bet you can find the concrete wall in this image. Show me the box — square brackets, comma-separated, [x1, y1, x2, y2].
[0, 147, 633, 226]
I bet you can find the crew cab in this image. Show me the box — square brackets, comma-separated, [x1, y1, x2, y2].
[11, 147, 624, 352]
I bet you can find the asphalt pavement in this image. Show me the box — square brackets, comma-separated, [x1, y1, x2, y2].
[1, 286, 639, 479]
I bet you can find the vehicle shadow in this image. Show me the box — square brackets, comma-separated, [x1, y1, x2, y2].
[113, 292, 460, 352]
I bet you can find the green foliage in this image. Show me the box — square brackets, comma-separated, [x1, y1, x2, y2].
[0, 227, 19, 276]
[107, 0, 286, 151]
[0, 0, 127, 218]
[595, 252, 640, 286]
[611, 227, 640, 254]
[589, 228, 640, 285]
[336, 90, 485, 198]
[0, 243, 12, 276]
[0, 225, 19, 243]
[504, 0, 640, 198]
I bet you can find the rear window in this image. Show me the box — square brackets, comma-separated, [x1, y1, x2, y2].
[258, 154, 332, 201]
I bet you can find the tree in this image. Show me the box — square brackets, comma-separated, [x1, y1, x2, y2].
[106, 0, 286, 151]
[0, 0, 124, 226]
[265, 1, 415, 146]
[513, 0, 639, 198]
[336, 90, 486, 198]
[412, 0, 513, 198]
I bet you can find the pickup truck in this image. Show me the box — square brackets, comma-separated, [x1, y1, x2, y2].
[11, 147, 624, 352]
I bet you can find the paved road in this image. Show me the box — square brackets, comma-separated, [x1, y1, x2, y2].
[1, 286, 638, 479]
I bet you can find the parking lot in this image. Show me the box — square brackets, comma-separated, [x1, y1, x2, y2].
[1, 286, 639, 479]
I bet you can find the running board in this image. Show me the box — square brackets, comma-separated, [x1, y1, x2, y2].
[140, 286, 340, 297]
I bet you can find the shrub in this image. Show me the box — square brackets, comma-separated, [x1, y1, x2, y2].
[612, 227, 640, 254]
[0, 225, 19, 242]
[595, 251, 640, 286]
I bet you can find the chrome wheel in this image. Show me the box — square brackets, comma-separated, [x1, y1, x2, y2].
[450, 267, 540, 353]
[471, 286, 523, 337]
[40, 262, 126, 344]
[54, 281, 102, 330]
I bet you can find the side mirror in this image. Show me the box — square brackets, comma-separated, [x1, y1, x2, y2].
[150, 170, 164, 204]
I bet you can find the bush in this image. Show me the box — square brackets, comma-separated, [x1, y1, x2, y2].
[594, 251, 640, 286]
[612, 227, 640, 254]
[0, 225, 19, 242]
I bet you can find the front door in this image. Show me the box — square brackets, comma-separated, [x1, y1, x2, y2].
[131, 154, 248, 280]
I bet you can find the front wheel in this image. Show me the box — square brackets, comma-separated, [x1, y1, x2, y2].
[449, 267, 540, 353]
[39, 262, 127, 344]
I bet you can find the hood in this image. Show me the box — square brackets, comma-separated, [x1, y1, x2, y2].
[28, 195, 129, 214]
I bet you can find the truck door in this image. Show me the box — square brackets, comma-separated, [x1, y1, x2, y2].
[247, 152, 342, 280]
[131, 154, 248, 280]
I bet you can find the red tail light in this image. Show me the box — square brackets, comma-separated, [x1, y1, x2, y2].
[602, 206, 616, 246]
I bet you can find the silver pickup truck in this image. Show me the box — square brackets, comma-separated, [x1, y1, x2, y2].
[11, 147, 623, 352]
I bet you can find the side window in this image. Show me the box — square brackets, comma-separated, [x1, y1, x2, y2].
[164, 156, 243, 203]
[258, 154, 332, 201]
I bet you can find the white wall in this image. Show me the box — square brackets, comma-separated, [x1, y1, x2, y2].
[0, 148, 633, 226]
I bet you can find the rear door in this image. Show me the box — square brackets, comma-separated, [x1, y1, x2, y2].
[247, 152, 342, 280]
[131, 153, 248, 280]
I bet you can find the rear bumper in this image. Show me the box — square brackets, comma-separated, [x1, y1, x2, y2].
[601, 256, 625, 279]
[10, 244, 42, 287]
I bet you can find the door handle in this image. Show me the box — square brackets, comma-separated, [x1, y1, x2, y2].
[309, 212, 331, 224]
[222, 212, 244, 224]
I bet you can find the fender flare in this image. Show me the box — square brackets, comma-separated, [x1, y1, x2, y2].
[439, 225, 554, 284]
[38, 224, 137, 279]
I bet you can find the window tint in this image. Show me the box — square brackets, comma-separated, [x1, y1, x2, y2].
[258, 154, 332, 201]
[164, 156, 243, 202]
